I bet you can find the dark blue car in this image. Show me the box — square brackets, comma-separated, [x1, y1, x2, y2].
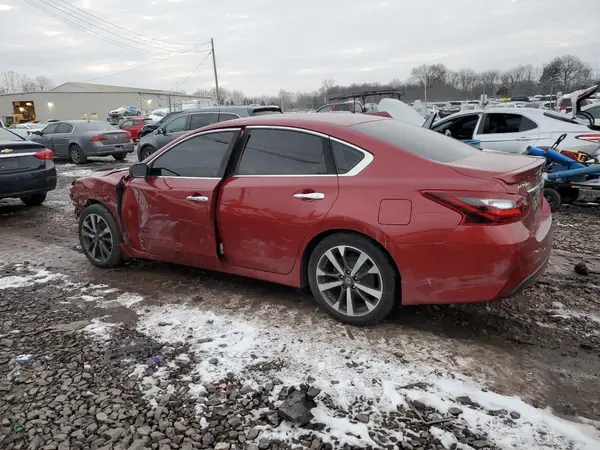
[0, 128, 57, 206]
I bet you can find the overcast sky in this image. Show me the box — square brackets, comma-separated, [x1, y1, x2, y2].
[1, 0, 599, 96]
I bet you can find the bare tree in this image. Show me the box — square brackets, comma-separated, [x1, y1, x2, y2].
[230, 89, 245, 105]
[454, 69, 478, 93]
[320, 78, 336, 102]
[479, 69, 500, 94]
[20, 76, 37, 92]
[410, 64, 447, 102]
[558, 55, 591, 91]
[500, 66, 528, 96]
[0, 71, 22, 94]
[35, 76, 54, 91]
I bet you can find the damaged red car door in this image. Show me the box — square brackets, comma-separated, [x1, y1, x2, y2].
[120, 129, 238, 267]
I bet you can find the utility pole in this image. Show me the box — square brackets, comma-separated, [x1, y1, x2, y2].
[211, 38, 220, 105]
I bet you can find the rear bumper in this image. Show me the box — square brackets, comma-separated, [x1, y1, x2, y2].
[0, 166, 57, 199]
[85, 142, 135, 156]
[392, 200, 553, 305]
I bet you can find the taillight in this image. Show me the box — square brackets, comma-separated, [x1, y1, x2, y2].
[34, 149, 53, 160]
[90, 135, 107, 142]
[575, 134, 600, 143]
[124, 132, 132, 140]
[26, 131, 31, 135]
[422, 191, 529, 225]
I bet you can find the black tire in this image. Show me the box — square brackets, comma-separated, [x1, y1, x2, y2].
[113, 152, 127, 161]
[139, 146, 155, 161]
[78, 204, 122, 268]
[69, 144, 88, 164]
[544, 188, 562, 212]
[20, 192, 47, 206]
[307, 233, 398, 326]
[558, 187, 579, 204]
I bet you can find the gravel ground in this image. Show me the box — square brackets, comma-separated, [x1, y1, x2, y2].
[1, 155, 599, 450]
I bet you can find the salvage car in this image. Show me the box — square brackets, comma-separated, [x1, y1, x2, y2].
[0, 128, 56, 206]
[29, 120, 134, 164]
[119, 117, 154, 140]
[137, 105, 282, 161]
[71, 113, 552, 326]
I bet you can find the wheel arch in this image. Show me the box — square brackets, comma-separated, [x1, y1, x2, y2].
[299, 228, 401, 296]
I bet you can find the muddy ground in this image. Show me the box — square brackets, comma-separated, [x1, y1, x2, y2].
[1, 155, 600, 449]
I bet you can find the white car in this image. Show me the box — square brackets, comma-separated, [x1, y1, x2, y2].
[7, 122, 47, 138]
[421, 85, 600, 155]
[149, 108, 170, 122]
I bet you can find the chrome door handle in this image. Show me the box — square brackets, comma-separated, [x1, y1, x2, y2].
[186, 195, 209, 203]
[294, 192, 325, 200]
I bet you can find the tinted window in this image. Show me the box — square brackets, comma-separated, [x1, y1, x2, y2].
[164, 115, 188, 133]
[55, 123, 72, 133]
[317, 105, 332, 112]
[42, 124, 59, 134]
[481, 113, 537, 134]
[151, 131, 235, 177]
[334, 104, 351, 111]
[217, 113, 239, 122]
[237, 129, 328, 175]
[432, 114, 480, 140]
[190, 113, 218, 130]
[353, 119, 479, 163]
[331, 141, 365, 174]
[561, 98, 572, 107]
[0, 128, 24, 140]
[121, 120, 134, 127]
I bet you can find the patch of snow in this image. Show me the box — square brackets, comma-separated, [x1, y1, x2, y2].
[136, 305, 600, 450]
[81, 319, 116, 342]
[59, 168, 98, 178]
[0, 268, 64, 290]
[114, 293, 144, 307]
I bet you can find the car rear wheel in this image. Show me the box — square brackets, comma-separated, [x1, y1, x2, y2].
[113, 153, 127, 161]
[544, 188, 562, 212]
[78, 204, 122, 268]
[70, 144, 87, 164]
[139, 146, 156, 161]
[308, 233, 398, 325]
[20, 192, 47, 206]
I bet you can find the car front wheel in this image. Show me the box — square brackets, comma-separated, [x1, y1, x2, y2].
[139, 146, 155, 161]
[78, 204, 122, 268]
[20, 193, 47, 206]
[307, 233, 398, 325]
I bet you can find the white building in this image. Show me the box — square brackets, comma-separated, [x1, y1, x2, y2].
[0, 82, 212, 124]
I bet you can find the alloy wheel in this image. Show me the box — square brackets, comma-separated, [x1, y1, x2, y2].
[316, 245, 383, 317]
[71, 147, 81, 163]
[81, 213, 114, 264]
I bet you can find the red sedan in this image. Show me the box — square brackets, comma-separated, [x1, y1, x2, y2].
[70, 113, 553, 325]
[119, 117, 154, 140]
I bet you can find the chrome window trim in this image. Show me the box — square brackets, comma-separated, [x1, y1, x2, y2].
[235, 125, 374, 178]
[0, 152, 37, 159]
[147, 127, 241, 179]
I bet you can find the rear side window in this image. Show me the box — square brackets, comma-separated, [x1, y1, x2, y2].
[561, 99, 571, 107]
[42, 124, 58, 134]
[353, 119, 479, 163]
[250, 108, 282, 116]
[481, 113, 537, 134]
[334, 104, 351, 111]
[189, 113, 218, 130]
[331, 140, 365, 174]
[217, 113, 239, 122]
[151, 131, 235, 178]
[237, 129, 329, 175]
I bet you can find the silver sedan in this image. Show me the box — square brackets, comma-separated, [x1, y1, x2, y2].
[29, 120, 134, 164]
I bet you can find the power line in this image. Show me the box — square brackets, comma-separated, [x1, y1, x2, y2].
[26, 0, 192, 54]
[54, 0, 209, 50]
[22, 0, 157, 54]
[85, 46, 210, 83]
[177, 51, 213, 89]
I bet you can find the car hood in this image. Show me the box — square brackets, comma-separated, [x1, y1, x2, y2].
[377, 98, 426, 126]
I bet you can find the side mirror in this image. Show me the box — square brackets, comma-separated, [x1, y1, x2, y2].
[129, 163, 149, 178]
[32, 130, 42, 136]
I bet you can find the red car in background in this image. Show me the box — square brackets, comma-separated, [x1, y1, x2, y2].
[316, 101, 365, 113]
[70, 113, 552, 325]
[119, 117, 154, 140]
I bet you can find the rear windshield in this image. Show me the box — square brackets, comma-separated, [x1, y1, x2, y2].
[144, 118, 154, 123]
[79, 122, 119, 131]
[0, 128, 24, 140]
[251, 108, 282, 116]
[352, 119, 479, 163]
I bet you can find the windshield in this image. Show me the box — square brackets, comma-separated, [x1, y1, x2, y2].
[353, 119, 479, 163]
[80, 121, 120, 131]
[0, 128, 25, 140]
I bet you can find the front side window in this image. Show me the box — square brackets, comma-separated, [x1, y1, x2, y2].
[42, 123, 59, 134]
[237, 129, 329, 176]
[55, 123, 72, 134]
[189, 113, 218, 130]
[317, 105, 332, 112]
[164, 115, 188, 134]
[121, 120, 134, 127]
[151, 131, 235, 178]
[331, 140, 365, 174]
[432, 114, 480, 140]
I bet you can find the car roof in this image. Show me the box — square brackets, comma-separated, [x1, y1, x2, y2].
[201, 112, 383, 133]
